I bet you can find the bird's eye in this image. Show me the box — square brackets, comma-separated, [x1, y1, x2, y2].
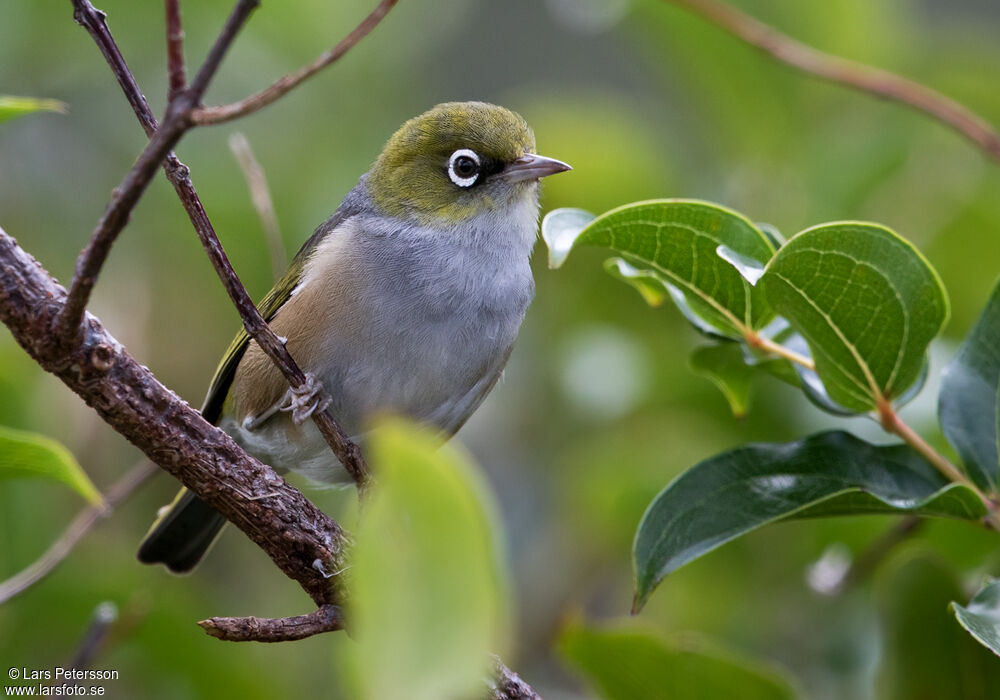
[447, 148, 481, 188]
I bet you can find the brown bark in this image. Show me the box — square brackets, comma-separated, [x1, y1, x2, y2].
[0, 228, 349, 607]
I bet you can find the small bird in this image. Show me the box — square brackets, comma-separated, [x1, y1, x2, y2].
[138, 101, 571, 572]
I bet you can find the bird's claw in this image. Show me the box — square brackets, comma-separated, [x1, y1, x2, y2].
[280, 373, 331, 425]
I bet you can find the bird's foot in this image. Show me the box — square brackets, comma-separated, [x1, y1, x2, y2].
[280, 373, 331, 425]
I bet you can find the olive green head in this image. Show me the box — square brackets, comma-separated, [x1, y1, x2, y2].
[368, 101, 570, 226]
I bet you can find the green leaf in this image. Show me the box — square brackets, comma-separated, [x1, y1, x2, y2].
[690, 344, 755, 418]
[880, 556, 1000, 699]
[939, 279, 1000, 492]
[346, 418, 508, 700]
[541, 207, 596, 268]
[761, 222, 948, 413]
[603, 257, 670, 307]
[951, 578, 1000, 658]
[0, 96, 67, 125]
[755, 222, 786, 249]
[559, 622, 797, 700]
[632, 431, 984, 611]
[542, 200, 778, 338]
[0, 425, 102, 505]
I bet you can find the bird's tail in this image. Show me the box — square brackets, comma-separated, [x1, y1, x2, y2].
[137, 488, 227, 573]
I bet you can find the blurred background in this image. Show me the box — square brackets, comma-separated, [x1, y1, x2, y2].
[2, 0, 1000, 697]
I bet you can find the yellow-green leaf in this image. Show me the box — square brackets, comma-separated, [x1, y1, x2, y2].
[0, 96, 67, 125]
[345, 418, 508, 700]
[0, 425, 102, 505]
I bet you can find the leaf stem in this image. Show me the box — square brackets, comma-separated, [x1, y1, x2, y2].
[747, 333, 816, 371]
[878, 401, 1000, 527]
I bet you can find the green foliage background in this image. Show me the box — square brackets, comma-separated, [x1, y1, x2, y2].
[2, 0, 999, 697]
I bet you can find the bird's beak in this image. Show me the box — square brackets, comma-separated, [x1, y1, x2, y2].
[503, 153, 572, 183]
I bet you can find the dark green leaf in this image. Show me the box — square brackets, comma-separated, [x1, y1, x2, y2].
[543, 201, 777, 338]
[939, 279, 1000, 491]
[632, 431, 985, 611]
[951, 578, 1000, 658]
[0, 95, 67, 125]
[761, 222, 948, 413]
[559, 623, 797, 700]
[0, 425, 102, 505]
[603, 257, 670, 308]
[346, 418, 508, 700]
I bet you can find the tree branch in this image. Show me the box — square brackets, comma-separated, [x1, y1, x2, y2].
[229, 132, 288, 279]
[664, 0, 1000, 162]
[56, 0, 259, 348]
[487, 658, 542, 700]
[0, 460, 158, 605]
[70, 0, 371, 489]
[0, 226, 350, 606]
[199, 604, 345, 642]
[192, 0, 399, 126]
[165, 0, 186, 101]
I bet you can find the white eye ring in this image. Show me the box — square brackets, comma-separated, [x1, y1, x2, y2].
[447, 148, 481, 188]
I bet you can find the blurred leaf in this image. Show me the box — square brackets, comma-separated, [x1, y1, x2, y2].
[879, 556, 1000, 699]
[346, 418, 507, 700]
[689, 344, 754, 418]
[543, 200, 777, 338]
[755, 222, 786, 249]
[939, 279, 1000, 492]
[951, 578, 1000, 658]
[604, 257, 669, 308]
[761, 222, 949, 413]
[632, 431, 985, 611]
[0, 425, 102, 505]
[0, 95, 66, 124]
[559, 622, 797, 700]
[541, 207, 597, 268]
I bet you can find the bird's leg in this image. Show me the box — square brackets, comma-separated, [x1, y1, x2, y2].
[279, 372, 331, 425]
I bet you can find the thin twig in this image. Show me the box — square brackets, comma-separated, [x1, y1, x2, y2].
[56, 0, 259, 348]
[169, 161, 372, 487]
[68, 601, 119, 670]
[487, 657, 542, 700]
[71, 0, 371, 490]
[664, 0, 1000, 162]
[192, 0, 399, 126]
[199, 604, 344, 642]
[0, 460, 158, 605]
[165, 0, 186, 100]
[878, 403, 998, 529]
[228, 132, 287, 278]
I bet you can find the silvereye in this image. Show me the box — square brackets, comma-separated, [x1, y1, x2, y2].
[138, 101, 570, 572]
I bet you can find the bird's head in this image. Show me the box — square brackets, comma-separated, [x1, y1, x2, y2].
[367, 101, 570, 227]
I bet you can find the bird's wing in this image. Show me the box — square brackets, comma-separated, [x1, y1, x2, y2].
[199, 207, 352, 425]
